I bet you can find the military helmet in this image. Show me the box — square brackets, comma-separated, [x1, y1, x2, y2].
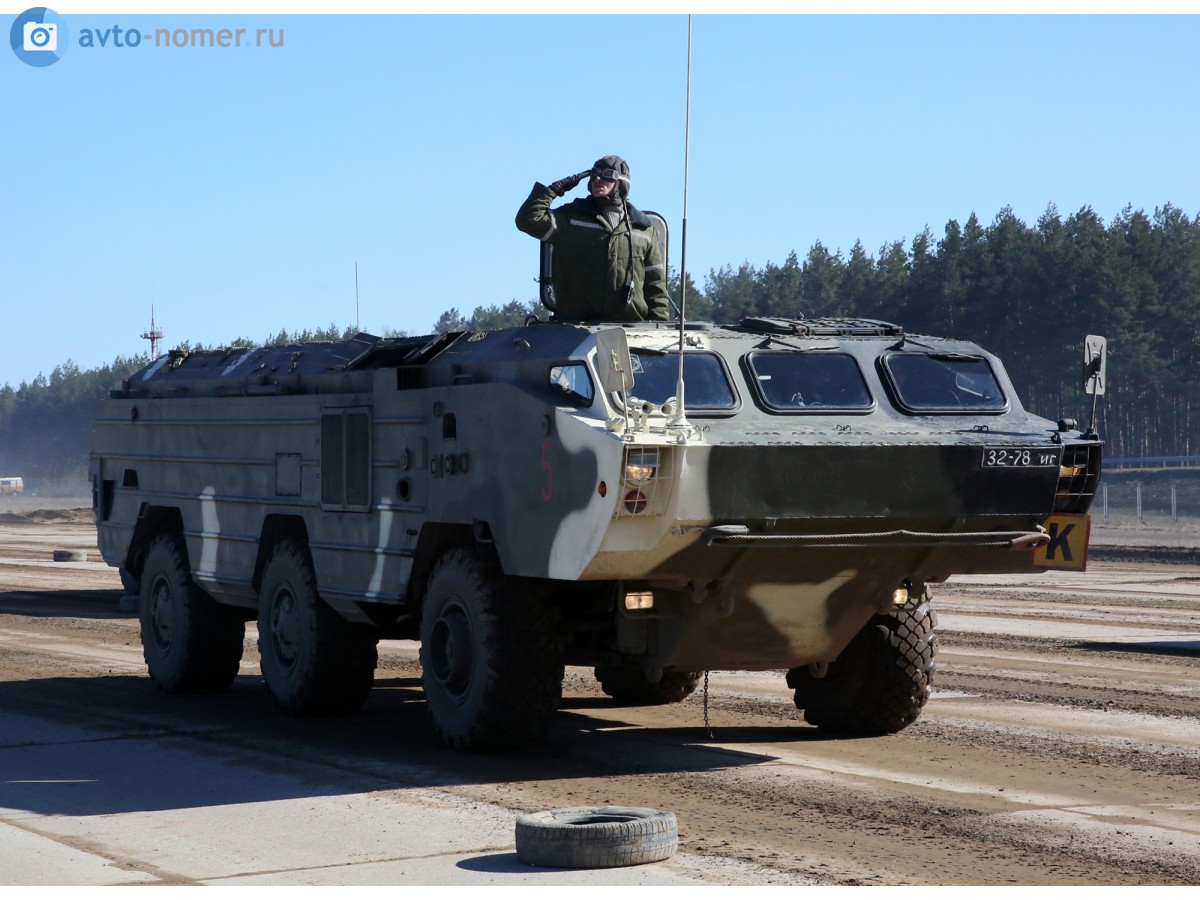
[591, 155, 631, 199]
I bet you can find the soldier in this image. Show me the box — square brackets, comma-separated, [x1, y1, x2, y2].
[516, 155, 671, 323]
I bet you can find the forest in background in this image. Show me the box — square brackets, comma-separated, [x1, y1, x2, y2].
[2, 202, 1196, 493]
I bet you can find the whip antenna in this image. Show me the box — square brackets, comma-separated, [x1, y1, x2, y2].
[668, 14, 693, 432]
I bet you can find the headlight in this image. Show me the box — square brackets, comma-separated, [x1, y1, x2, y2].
[624, 591, 654, 610]
[624, 447, 659, 485]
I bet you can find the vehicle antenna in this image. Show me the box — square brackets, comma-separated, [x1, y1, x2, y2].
[667, 14, 693, 433]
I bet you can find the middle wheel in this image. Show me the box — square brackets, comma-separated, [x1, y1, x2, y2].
[420, 545, 564, 750]
[257, 540, 378, 717]
[595, 662, 700, 705]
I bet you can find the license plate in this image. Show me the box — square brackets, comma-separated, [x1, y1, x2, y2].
[981, 447, 1061, 468]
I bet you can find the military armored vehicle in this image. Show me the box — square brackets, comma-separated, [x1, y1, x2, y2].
[91, 316, 1102, 749]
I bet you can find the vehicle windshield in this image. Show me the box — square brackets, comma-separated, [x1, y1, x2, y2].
[747, 351, 873, 411]
[882, 352, 1007, 412]
[626, 350, 738, 411]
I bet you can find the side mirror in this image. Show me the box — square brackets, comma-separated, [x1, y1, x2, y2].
[1083, 335, 1107, 396]
[594, 328, 635, 393]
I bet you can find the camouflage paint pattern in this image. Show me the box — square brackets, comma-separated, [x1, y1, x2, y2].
[92, 318, 1100, 673]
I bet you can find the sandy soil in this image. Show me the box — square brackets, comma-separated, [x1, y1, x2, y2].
[1, 510, 1198, 885]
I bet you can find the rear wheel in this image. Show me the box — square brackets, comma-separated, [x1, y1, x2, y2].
[139, 533, 244, 693]
[787, 592, 937, 735]
[594, 662, 700, 705]
[420, 545, 564, 750]
[257, 541, 378, 716]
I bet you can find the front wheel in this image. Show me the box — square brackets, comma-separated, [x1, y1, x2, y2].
[420, 546, 564, 750]
[787, 592, 937, 735]
[257, 541, 378, 716]
[139, 533, 244, 693]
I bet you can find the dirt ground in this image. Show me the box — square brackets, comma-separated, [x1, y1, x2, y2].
[1, 505, 1198, 886]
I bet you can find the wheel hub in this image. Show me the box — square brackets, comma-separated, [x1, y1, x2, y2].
[430, 604, 473, 698]
[270, 586, 301, 669]
[149, 575, 175, 650]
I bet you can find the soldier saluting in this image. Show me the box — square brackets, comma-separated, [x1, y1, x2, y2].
[516, 155, 671, 323]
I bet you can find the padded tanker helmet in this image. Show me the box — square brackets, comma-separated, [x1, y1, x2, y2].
[590, 155, 631, 199]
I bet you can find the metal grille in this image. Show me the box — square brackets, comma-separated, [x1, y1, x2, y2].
[614, 445, 673, 517]
[321, 409, 371, 510]
[1055, 443, 1102, 513]
[320, 414, 344, 506]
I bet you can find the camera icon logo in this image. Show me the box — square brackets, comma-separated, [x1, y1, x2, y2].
[23, 21, 57, 52]
[10, 7, 68, 66]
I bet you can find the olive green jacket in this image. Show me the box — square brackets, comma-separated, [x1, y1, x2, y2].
[516, 182, 671, 322]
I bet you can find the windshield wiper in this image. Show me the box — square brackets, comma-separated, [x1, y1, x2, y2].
[756, 336, 839, 352]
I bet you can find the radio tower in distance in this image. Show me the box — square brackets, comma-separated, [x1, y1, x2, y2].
[141, 306, 164, 358]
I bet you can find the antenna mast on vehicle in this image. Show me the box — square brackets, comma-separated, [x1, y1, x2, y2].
[667, 14, 693, 434]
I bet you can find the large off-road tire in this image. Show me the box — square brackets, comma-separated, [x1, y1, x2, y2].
[119, 566, 141, 595]
[257, 541, 378, 717]
[139, 533, 244, 693]
[594, 662, 700, 705]
[420, 546, 564, 750]
[515, 807, 678, 869]
[787, 593, 937, 735]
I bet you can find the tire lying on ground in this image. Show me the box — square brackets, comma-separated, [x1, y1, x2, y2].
[52, 549, 88, 562]
[515, 806, 678, 869]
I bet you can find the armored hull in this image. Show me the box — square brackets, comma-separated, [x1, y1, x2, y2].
[92, 317, 1100, 747]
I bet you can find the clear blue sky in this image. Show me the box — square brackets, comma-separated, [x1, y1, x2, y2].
[3, 8, 1198, 388]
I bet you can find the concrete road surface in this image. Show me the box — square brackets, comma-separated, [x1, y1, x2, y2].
[0, 708, 772, 886]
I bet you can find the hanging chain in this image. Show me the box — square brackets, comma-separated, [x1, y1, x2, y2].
[703, 670, 713, 739]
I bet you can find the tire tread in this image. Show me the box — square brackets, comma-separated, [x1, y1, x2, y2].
[515, 806, 678, 868]
[790, 595, 937, 735]
[421, 546, 564, 750]
[139, 533, 244, 694]
[258, 541, 378, 717]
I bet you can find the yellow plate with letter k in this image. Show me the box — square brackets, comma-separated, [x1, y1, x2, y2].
[1032, 513, 1091, 571]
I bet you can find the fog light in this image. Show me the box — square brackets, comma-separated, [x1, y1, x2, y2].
[892, 586, 909, 607]
[624, 591, 654, 611]
[623, 489, 648, 514]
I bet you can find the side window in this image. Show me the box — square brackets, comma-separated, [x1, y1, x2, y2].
[548, 363, 595, 405]
[747, 351, 873, 412]
[321, 408, 371, 510]
[626, 350, 738, 412]
[882, 353, 1008, 413]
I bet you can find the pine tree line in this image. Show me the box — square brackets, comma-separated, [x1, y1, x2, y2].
[690, 204, 1198, 459]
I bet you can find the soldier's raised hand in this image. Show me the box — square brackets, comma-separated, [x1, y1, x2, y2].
[549, 170, 591, 197]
